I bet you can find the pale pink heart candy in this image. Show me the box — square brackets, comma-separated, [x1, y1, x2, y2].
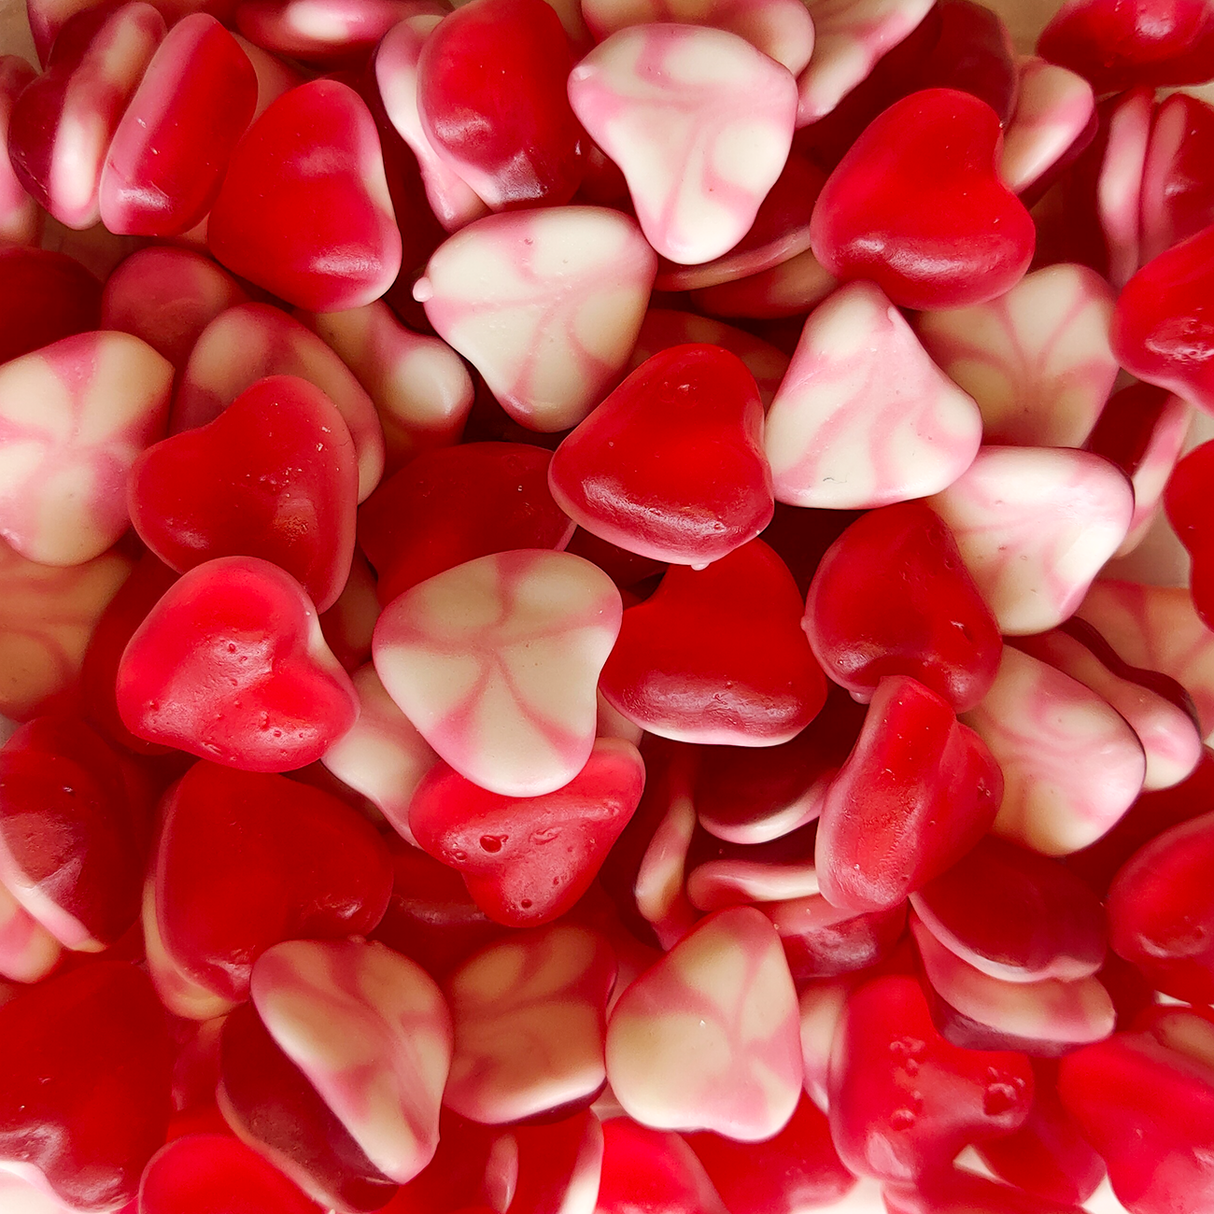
[690, 246, 837, 320]
[252, 939, 453, 1184]
[962, 645, 1146, 856]
[911, 915, 1115, 1050]
[372, 550, 623, 798]
[795, 0, 935, 126]
[686, 853, 819, 913]
[928, 446, 1134, 636]
[999, 57, 1095, 196]
[172, 301, 385, 501]
[1117, 393, 1192, 556]
[443, 924, 617, 1124]
[415, 207, 656, 432]
[797, 978, 850, 1110]
[1099, 87, 1152, 290]
[581, 0, 815, 75]
[1015, 627, 1202, 792]
[605, 905, 802, 1141]
[1077, 580, 1214, 743]
[298, 300, 474, 475]
[320, 663, 438, 847]
[0, 881, 61, 985]
[0, 59, 39, 248]
[374, 15, 490, 232]
[916, 264, 1117, 450]
[764, 281, 983, 509]
[0, 332, 172, 567]
[567, 25, 798, 266]
[0, 539, 132, 721]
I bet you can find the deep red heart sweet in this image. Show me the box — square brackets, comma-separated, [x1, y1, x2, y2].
[0, 961, 172, 1211]
[828, 974, 1034, 1183]
[130, 375, 359, 613]
[153, 760, 393, 1008]
[599, 539, 827, 746]
[809, 88, 1035, 310]
[0, 247, 101, 365]
[548, 344, 773, 567]
[208, 79, 402, 311]
[408, 736, 646, 927]
[803, 501, 1004, 712]
[116, 556, 359, 772]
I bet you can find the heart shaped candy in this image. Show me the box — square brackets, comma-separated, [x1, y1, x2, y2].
[548, 343, 773, 567]
[116, 556, 359, 772]
[809, 88, 1035, 310]
[130, 375, 358, 613]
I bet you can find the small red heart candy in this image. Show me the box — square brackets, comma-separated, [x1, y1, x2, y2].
[130, 374, 358, 613]
[409, 736, 646, 927]
[809, 88, 1035, 310]
[116, 555, 358, 771]
[548, 344, 773, 567]
[599, 538, 827, 745]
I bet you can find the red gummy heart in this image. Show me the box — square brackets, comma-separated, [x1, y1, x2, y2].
[0, 247, 101, 365]
[829, 974, 1034, 1184]
[116, 556, 358, 772]
[208, 80, 401, 311]
[599, 539, 827, 745]
[803, 502, 1004, 712]
[408, 737, 645, 927]
[809, 88, 1035, 310]
[0, 961, 172, 1211]
[154, 760, 393, 1006]
[548, 344, 774, 567]
[130, 375, 358, 613]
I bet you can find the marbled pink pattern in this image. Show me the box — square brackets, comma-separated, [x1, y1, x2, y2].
[567, 24, 798, 266]
[1015, 627, 1202, 792]
[795, 0, 934, 125]
[911, 916, 1115, 1048]
[916, 264, 1118, 449]
[582, 0, 815, 74]
[1077, 580, 1214, 743]
[928, 446, 1134, 636]
[375, 14, 490, 232]
[0, 58, 39, 248]
[443, 924, 617, 1124]
[251, 939, 452, 1184]
[1119, 395, 1192, 558]
[0, 880, 61, 984]
[686, 855, 819, 912]
[999, 57, 1095, 196]
[320, 663, 438, 846]
[0, 332, 172, 566]
[764, 281, 982, 509]
[690, 245, 837, 320]
[372, 550, 622, 798]
[416, 207, 656, 432]
[172, 302, 385, 501]
[606, 906, 802, 1141]
[299, 300, 474, 475]
[962, 645, 1146, 856]
[797, 978, 849, 1110]
[634, 784, 700, 952]
[1099, 87, 1152, 289]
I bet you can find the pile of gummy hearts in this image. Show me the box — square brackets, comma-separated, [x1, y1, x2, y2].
[11, 0, 1214, 1210]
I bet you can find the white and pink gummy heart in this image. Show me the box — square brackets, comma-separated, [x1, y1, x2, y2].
[416, 207, 656, 432]
[999, 57, 1095, 195]
[372, 549, 623, 798]
[763, 281, 983, 509]
[606, 905, 803, 1142]
[568, 24, 798, 266]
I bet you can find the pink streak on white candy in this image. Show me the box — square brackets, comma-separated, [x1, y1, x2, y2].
[375, 15, 490, 232]
[320, 663, 438, 847]
[251, 939, 453, 1184]
[581, 0, 815, 74]
[999, 57, 1095, 196]
[928, 446, 1134, 636]
[172, 302, 385, 501]
[916, 264, 1118, 449]
[633, 746, 699, 950]
[372, 550, 623, 798]
[606, 906, 802, 1141]
[1118, 394, 1192, 557]
[1099, 87, 1152, 290]
[690, 245, 838, 320]
[798, 978, 850, 1110]
[0, 332, 172, 567]
[298, 300, 474, 475]
[764, 281, 983, 509]
[443, 924, 617, 1124]
[962, 645, 1146, 857]
[416, 207, 656, 432]
[0, 881, 61, 985]
[0, 58, 39, 247]
[686, 853, 819, 912]
[235, 0, 437, 62]
[567, 24, 798, 266]
[795, 0, 935, 126]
